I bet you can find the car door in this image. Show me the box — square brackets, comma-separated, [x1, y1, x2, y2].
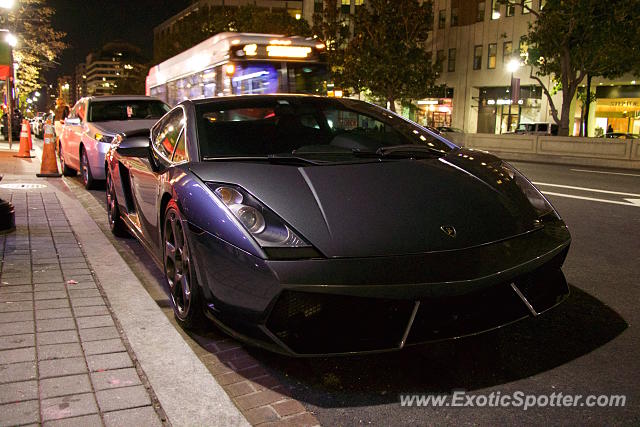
[129, 107, 185, 251]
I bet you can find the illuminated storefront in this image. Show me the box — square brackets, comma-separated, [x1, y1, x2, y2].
[415, 98, 454, 128]
[592, 85, 640, 136]
[476, 85, 543, 134]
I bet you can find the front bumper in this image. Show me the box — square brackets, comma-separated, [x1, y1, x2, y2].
[190, 219, 571, 356]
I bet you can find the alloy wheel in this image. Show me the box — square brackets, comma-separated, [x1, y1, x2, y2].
[81, 149, 89, 186]
[106, 173, 116, 229]
[164, 209, 192, 320]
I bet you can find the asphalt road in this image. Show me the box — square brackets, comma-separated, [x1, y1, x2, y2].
[73, 157, 639, 425]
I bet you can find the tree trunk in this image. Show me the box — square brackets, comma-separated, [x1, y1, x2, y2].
[558, 90, 573, 136]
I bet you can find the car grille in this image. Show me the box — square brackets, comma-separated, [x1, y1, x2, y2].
[265, 250, 569, 355]
[406, 249, 569, 345]
[265, 290, 415, 354]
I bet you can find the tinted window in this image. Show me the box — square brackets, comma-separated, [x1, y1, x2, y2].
[88, 100, 170, 122]
[195, 98, 455, 160]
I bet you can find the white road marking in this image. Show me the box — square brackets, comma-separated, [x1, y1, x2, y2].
[570, 168, 640, 178]
[532, 182, 640, 198]
[541, 191, 640, 207]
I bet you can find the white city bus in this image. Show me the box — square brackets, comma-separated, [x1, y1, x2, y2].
[146, 32, 328, 106]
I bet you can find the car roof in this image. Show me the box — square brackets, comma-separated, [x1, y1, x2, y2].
[83, 95, 164, 103]
[187, 94, 328, 106]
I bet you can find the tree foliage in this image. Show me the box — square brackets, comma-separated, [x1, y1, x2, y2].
[154, 5, 312, 63]
[7, 0, 67, 111]
[505, 0, 639, 136]
[334, 0, 437, 112]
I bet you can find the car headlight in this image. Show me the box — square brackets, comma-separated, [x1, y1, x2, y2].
[500, 162, 558, 219]
[208, 184, 315, 251]
[95, 133, 114, 143]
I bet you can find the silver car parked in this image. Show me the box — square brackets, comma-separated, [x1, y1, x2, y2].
[58, 95, 170, 189]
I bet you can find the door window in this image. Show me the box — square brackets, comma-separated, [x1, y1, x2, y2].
[153, 109, 184, 161]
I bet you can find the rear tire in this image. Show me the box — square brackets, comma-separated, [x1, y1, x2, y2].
[80, 147, 95, 190]
[163, 200, 204, 329]
[106, 170, 129, 237]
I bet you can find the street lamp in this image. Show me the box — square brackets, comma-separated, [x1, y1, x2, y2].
[3, 31, 15, 47]
[505, 59, 521, 133]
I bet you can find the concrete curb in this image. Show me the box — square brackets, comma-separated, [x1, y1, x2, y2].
[54, 190, 249, 426]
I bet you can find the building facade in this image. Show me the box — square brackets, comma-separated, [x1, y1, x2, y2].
[309, 0, 637, 136]
[83, 42, 147, 97]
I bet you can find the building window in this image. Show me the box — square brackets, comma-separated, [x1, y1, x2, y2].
[477, 1, 486, 21]
[473, 45, 482, 70]
[522, 0, 532, 13]
[506, 2, 515, 16]
[519, 36, 529, 61]
[491, 0, 500, 19]
[438, 9, 446, 29]
[436, 49, 445, 73]
[540, 0, 547, 9]
[451, 7, 459, 26]
[354, 0, 364, 4]
[488, 43, 497, 69]
[448, 48, 456, 72]
[503, 41, 513, 61]
[314, 0, 323, 13]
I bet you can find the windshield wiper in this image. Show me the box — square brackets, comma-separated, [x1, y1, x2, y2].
[201, 155, 320, 165]
[375, 144, 447, 157]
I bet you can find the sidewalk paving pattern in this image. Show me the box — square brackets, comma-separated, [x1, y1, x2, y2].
[1, 143, 320, 426]
[0, 188, 164, 425]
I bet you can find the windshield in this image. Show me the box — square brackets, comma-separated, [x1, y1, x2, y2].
[88, 100, 170, 122]
[195, 97, 455, 161]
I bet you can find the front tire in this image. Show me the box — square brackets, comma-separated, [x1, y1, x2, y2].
[163, 200, 204, 329]
[106, 170, 129, 237]
[80, 147, 95, 190]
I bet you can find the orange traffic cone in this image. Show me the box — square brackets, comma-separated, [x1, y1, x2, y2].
[36, 121, 62, 177]
[26, 119, 33, 150]
[13, 120, 35, 158]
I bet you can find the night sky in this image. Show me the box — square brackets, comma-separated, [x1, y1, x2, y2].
[45, 0, 192, 81]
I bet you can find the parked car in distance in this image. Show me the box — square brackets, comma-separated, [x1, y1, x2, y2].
[58, 95, 170, 189]
[105, 95, 571, 356]
[514, 122, 559, 136]
[31, 112, 47, 138]
[602, 132, 639, 139]
[436, 126, 464, 133]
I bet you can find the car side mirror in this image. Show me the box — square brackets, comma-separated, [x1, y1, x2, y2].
[116, 136, 152, 158]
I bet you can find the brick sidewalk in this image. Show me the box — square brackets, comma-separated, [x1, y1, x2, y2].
[0, 188, 165, 426]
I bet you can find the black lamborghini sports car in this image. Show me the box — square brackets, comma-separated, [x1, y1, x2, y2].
[104, 95, 571, 356]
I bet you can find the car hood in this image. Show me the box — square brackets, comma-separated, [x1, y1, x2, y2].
[89, 119, 158, 136]
[189, 149, 541, 258]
